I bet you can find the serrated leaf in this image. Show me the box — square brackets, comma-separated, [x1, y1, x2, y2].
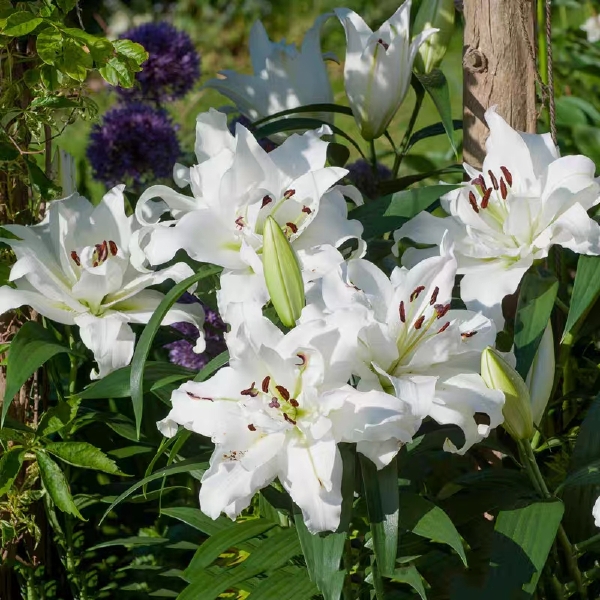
[35, 449, 84, 519]
[0, 448, 25, 496]
[360, 455, 399, 577]
[37, 398, 80, 436]
[99, 57, 133, 87]
[2, 321, 73, 426]
[385, 184, 461, 218]
[44, 442, 125, 475]
[392, 565, 428, 600]
[563, 255, 600, 342]
[113, 39, 148, 65]
[130, 266, 221, 438]
[36, 28, 63, 65]
[399, 492, 467, 566]
[514, 269, 558, 379]
[3, 12, 42, 36]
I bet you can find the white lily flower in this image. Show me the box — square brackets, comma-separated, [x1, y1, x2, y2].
[137, 109, 364, 326]
[594, 496, 600, 527]
[395, 106, 600, 325]
[582, 15, 600, 43]
[157, 314, 403, 533]
[204, 16, 334, 130]
[334, 2, 437, 140]
[0, 187, 204, 379]
[304, 239, 505, 466]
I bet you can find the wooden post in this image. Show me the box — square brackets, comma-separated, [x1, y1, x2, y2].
[462, 0, 538, 168]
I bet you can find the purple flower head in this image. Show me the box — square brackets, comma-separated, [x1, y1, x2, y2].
[118, 22, 201, 103]
[87, 103, 181, 188]
[228, 115, 278, 153]
[345, 159, 392, 200]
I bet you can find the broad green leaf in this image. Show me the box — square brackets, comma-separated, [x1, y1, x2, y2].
[161, 506, 236, 537]
[99, 456, 209, 524]
[398, 492, 467, 566]
[415, 70, 456, 155]
[252, 103, 354, 126]
[557, 458, 600, 491]
[0, 141, 19, 161]
[513, 269, 558, 379]
[247, 568, 319, 599]
[112, 39, 149, 65]
[360, 455, 399, 577]
[79, 361, 195, 399]
[99, 56, 134, 87]
[385, 184, 461, 218]
[36, 28, 63, 65]
[2, 12, 42, 36]
[44, 442, 125, 475]
[58, 38, 93, 82]
[178, 528, 302, 599]
[193, 351, 229, 382]
[130, 266, 221, 438]
[562, 255, 600, 342]
[572, 125, 600, 166]
[185, 519, 276, 577]
[350, 197, 406, 239]
[29, 96, 79, 109]
[57, 0, 77, 13]
[25, 157, 61, 199]
[378, 165, 463, 195]
[35, 449, 84, 519]
[327, 142, 350, 167]
[37, 398, 80, 436]
[392, 565, 428, 600]
[0, 448, 25, 496]
[2, 321, 73, 426]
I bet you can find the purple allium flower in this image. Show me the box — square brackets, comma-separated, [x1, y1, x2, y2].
[228, 115, 278, 153]
[165, 294, 227, 371]
[87, 103, 181, 188]
[118, 22, 201, 103]
[345, 159, 392, 200]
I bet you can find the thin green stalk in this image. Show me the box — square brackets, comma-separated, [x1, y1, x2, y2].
[369, 139, 377, 174]
[538, 0, 548, 86]
[342, 537, 354, 600]
[393, 86, 425, 178]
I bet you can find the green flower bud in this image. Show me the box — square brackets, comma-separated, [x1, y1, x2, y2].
[262, 216, 305, 328]
[526, 322, 555, 426]
[481, 347, 534, 441]
[413, 0, 455, 74]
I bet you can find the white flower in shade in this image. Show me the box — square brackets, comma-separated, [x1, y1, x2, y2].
[303, 239, 505, 466]
[157, 314, 408, 533]
[137, 109, 364, 326]
[204, 16, 334, 128]
[594, 496, 600, 527]
[582, 15, 600, 43]
[0, 187, 204, 379]
[334, 1, 437, 140]
[394, 106, 600, 326]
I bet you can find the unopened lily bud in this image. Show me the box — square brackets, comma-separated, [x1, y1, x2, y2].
[481, 347, 534, 441]
[526, 323, 555, 426]
[413, 0, 455, 74]
[262, 216, 305, 328]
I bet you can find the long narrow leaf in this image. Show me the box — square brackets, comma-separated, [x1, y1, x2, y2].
[252, 103, 353, 126]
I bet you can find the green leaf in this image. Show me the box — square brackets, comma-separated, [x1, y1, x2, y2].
[252, 103, 354, 126]
[35, 449, 84, 519]
[2, 321, 73, 426]
[398, 492, 467, 566]
[385, 184, 461, 218]
[0, 141, 19, 162]
[0, 447, 25, 496]
[185, 519, 276, 577]
[130, 266, 221, 438]
[562, 255, 600, 342]
[99, 456, 209, 524]
[513, 269, 558, 379]
[44, 442, 125, 475]
[557, 458, 600, 491]
[247, 568, 319, 599]
[360, 455, 399, 577]
[407, 120, 463, 152]
[29, 96, 79, 109]
[350, 197, 407, 239]
[37, 28, 64, 65]
[392, 565, 428, 600]
[37, 398, 80, 436]
[327, 142, 350, 167]
[25, 157, 61, 199]
[193, 351, 229, 382]
[86, 536, 169, 552]
[98, 57, 133, 87]
[79, 361, 195, 399]
[112, 39, 148, 65]
[2, 12, 42, 36]
[58, 37, 93, 82]
[161, 506, 235, 537]
[56, 0, 77, 12]
[378, 165, 463, 196]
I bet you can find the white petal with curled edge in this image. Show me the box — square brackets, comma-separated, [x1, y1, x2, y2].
[0, 285, 77, 325]
[593, 496, 600, 528]
[194, 108, 236, 163]
[548, 203, 600, 256]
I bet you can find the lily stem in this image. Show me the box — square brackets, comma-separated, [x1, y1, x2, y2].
[574, 532, 600, 555]
[393, 84, 425, 178]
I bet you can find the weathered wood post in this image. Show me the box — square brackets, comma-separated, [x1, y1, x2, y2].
[462, 0, 538, 167]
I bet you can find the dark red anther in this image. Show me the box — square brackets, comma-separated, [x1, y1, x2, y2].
[241, 382, 258, 397]
[296, 353, 307, 367]
[276, 385, 290, 401]
[302, 205, 312, 214]
[488, 170, 499, 190]
[435, 303, 451, 319]
[414, 315, 425, 330]
[377, 38, 389, 50]
[92, 262, 99, 268]
[235, 216, 245, 230]
[262, 376, 270, 393]
[283, 189, 295, 199]
[261, 195, 273, 208]
[438, 321, 451, 334]
[430, 286, 439, 305]
[500, 166, 513, 187]
[248, 424, 256, 431]
[108, 240, 118, 256]
[399, 301, 406, 323]
[187, 391, 213, 401]
[500, 178, 508, 200]
[269, 398, 280, 408]
[283, 413, 297, 425]
[70, 251, 80, 266]
[481, 188, 492, 209]
[100, 240, 109, 262]
[468, 191, 479, 213]
[410, 285, 425, 302]
[461, 330, 478, 339]
[286, 222, 298, 234]
[472, 175, 486, 190]
[289, 398, 299, 407]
